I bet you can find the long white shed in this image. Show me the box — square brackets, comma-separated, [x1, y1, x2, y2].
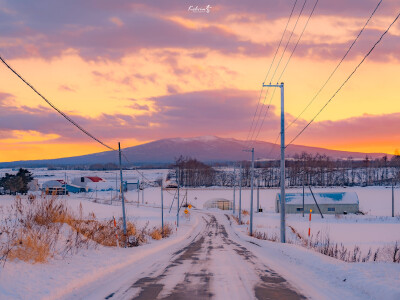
[276, 192, 359, 214]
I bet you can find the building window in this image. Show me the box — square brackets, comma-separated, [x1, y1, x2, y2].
[328, 207, 335, 212]
[81, 177, 84, 182]
[296, 207, 304, 211]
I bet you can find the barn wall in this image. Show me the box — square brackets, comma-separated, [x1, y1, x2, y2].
[276, 202, 359, 214]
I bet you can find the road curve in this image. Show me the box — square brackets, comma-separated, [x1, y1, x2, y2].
[98, 213, 306, 300]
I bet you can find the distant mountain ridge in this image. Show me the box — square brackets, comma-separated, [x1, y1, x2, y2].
[0, 136, 389, 167]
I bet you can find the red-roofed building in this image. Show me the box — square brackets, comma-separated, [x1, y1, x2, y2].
[85, 176, 104, 183]
[72, 176, 105, 187]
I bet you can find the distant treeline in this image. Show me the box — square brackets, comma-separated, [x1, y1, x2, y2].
[170, 153, 400, 188]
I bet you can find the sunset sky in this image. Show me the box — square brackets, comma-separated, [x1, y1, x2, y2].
[0, 0, 399, 162]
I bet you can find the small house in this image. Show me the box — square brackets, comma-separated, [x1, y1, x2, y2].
[72, 176, 105, 187]
[42, 179, 66, 189]
[275, 192, 359, 214]
[42, 180, 67, 195]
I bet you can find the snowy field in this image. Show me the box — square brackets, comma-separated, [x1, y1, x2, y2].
[1, 166, 399, 252]
[0, 168, 399, 299]
[126, 185, 400, 253]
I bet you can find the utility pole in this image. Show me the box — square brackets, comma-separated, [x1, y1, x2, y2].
[239, 164, 242, 224]
[115, 173, 117, 201]
[161, 180, 164, 235]
[243, 148, 255, 235]
[118, 142, 127, 246]
[263, 82, 285, 243]
[250, 148, 254, 235]
[257, 177, 260, 213]
[177, 168, 180, 227]
[392, 178, 395, 217]
[137, 180, 140, 207]
[142, 187, 144, 204]
[302, 171, 305, 218]
[233, 165, 236, 214]
[64, 172, 67, 196]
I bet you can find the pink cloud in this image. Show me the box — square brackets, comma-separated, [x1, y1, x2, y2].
[287, 113, 400, 150]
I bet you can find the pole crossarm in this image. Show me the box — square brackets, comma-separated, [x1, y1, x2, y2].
[263, 83, 284, 88]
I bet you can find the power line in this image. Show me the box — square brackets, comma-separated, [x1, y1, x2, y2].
[250, 87, 278, 148]
[276, 0, 319, 83]
[262, 0, 299, 85]
[244, 0, 298, 147]
[286, 0, 382, 131]
[264, 0, 376, 155]
[287, 10, 400, 147]
[0, 55, 156, 184]
[249, 0, 317, 148]
[0, 55, 116, 151]
[248, 0, 308, 147]
[248, 1, 306, 148]
[121, 152, 153, 183]
[269, 0, 308, 84]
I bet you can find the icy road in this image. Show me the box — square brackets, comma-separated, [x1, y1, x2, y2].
[66, 212, 305, 300]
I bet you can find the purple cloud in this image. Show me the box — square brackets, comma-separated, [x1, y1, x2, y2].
[0, 0, 398, 62]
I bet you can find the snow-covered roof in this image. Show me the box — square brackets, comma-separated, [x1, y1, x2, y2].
[42, 180, 64, 187]
[277, 192, 359, 205]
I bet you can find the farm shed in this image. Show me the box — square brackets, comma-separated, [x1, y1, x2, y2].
[72, 176, 105, 187]
[124, 180, 139, 191]
[275, 192, 359, 214]
[42, 180, 67, 195]
[42, 179, 65, 189]
[66, 184, 86, 193]
[203, 198, 232, 210]
[71, 176, 114, 191]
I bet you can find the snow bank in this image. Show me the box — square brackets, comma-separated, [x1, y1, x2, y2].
[222, 213, 400, 300]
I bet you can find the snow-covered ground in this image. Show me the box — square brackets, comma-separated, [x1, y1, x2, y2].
[0, 194, 197, 299]
[223, 212, 400, 300]
[0, 168, 399, 299]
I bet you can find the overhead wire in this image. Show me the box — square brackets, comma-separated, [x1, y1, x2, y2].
[247, 0, 306, 148]
[276, 0, 319, 83]
[285, 0, 383, 131]
[269, 0, 308, 84]
[0, 54, 156, 184]
[244, 0, 299, 148]
[0, 55, 116, 151]
[286, 10, 400, 147]
[249, 0, 317, 149]
[121, 152, 154, 184]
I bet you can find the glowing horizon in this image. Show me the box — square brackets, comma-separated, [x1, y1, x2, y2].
[1, 0, 399, 162]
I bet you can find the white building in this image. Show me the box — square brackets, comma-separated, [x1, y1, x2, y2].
[276, 192, 360, 214]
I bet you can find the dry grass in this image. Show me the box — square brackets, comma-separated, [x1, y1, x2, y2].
[250, 225, 400, 264]
[149, 227, 162, 240]
[7, 232, 52, 263]
[162, 223, 173, 238]
[288, 225, 307, 246]
[149, 223, 174, 240]
[231, 215, 244, 225]
[1, 195, 174, 265]
[251, 230, 278, 242]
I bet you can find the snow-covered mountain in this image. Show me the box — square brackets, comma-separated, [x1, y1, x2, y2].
[0, 136, 388, 167]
